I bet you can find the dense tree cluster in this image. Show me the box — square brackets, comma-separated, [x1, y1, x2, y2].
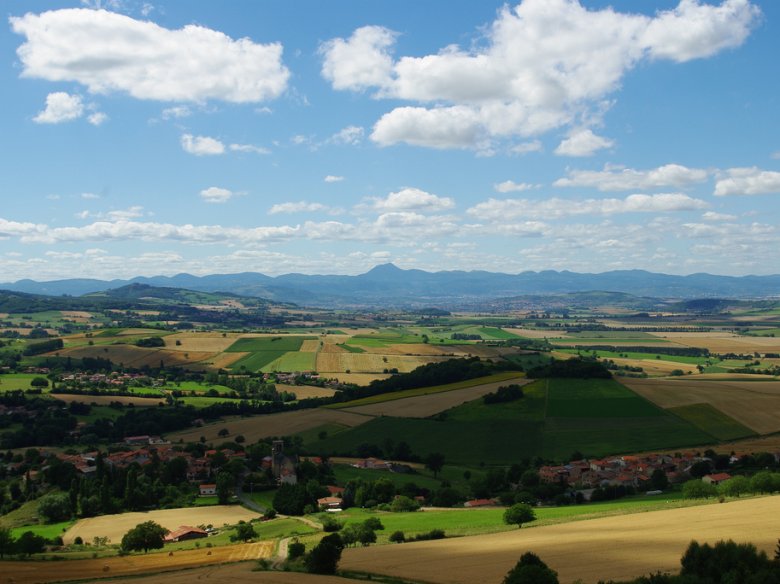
[483, 384, 525, 405]
[527, 357, 612, 379]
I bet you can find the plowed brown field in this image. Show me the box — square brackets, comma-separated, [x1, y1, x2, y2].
[53, 394, 164, 407]
[341, 495, 780, 584]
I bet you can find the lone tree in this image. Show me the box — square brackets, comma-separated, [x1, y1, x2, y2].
[121, 521, 167, 553]
[503, 503, 536, 529]
[37, 492, 72, 523]
[233, 521, 257, 542]
[503, 552, 559, 584]
[425, 452, 445, 479]
[305, 533, 344, 574]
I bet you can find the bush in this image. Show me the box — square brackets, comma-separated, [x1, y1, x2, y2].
[288, 541, 305, 560]
[321, 516, 343, 532]
[305, 533, 343, 575]
[389, 530, 406, 543]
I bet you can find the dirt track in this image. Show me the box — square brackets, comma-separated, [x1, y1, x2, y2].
[340, 495, 780, 584]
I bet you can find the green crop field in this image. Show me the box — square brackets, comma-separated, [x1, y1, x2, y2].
[667, 403, 756, 441]
[477, 327, 521, 340]
[545, 378, 664, 418]
[11, 520, 74, 540]
[312, 378, 712, 464]
[556, 348, 712, 366]
[327, 372, 524, 409]
[230, 350, 288, 372]
[226, 336, 314, 352]
[265, 351, 317, 372]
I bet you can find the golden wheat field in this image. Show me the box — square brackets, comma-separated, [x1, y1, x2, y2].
[299, 340, 322, 352]
[321, 372, 390, 384]
[505, 327, 571, 339]
[346, 376, 530, 418]
[623, 378, 780, 434]
[63, 506, 260, 545]
[163, 333, 238, 353]
[4, 543, 273, 584]
[341, 496, 780, 584]
[167, 408, 372, 444]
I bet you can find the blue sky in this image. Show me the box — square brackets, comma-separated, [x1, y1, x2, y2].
[1, 0, 779, 281]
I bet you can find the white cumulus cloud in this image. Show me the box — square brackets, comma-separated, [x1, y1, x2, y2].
[33, 92, 84, 124]
[181, 134, 225, 156]
[229, 143, 270, 155]
[714, 167, 780, 196]
[324, 175, 344, 183]
[11, 8, 290, 103]
[494, 181, 536, 193]
[200, 187, 235, 204]
[554, 129, 614, 157]
[320, 0, 760, 151]
[468, 193, 708, 220]
[366, 188, 456, 213]
[555, 163, 710, 191]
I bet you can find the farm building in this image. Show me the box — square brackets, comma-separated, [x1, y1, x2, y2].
[703, 472, 732, 486]
[199, 483, 217, 496]
[317, 496, 343, 510]
[164, 525, 208, 543]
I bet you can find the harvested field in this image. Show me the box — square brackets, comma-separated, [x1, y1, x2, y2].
[163, 333, 237, 353]
[299, 339, 322, 352]
[52, 394, 164, 407]
[61, 310, 95, 322]
[319, 342, 349, 353]
[341, 495, 780, 584]
[346, 377, 531, 418]
[5, 544, 273, 584]
[315, 352, 436, 373]
[274, 384, 336, 399]
[63, 506, 260, 545]
[167, 408, 372, 444]
[649, 331, 780, 354]
[202, 352, 248, 370]
[80, 563, 353, 584]
[624, 378, 780, 434]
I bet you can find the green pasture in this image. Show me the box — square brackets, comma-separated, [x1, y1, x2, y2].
[667, 403, 756, 441]
[556, 348, 712, 366]
[230, 350, 288, 372]
[10, 520, 74, 540]
[338, 343, 365, 353]
[0, 373, 42, 392]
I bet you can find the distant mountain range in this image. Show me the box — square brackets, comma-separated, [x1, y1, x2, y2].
[2, 264, 779, 307]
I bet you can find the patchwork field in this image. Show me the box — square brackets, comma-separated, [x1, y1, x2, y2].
[4, 543, 273, 584]
[163, 333, 238, 353]
[340, 495, 780, 584]
[312, 378, 712, 464]
[167, 407, 372, 444]
[63, 505, 260, 545]
[624, 378, 780, 434]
